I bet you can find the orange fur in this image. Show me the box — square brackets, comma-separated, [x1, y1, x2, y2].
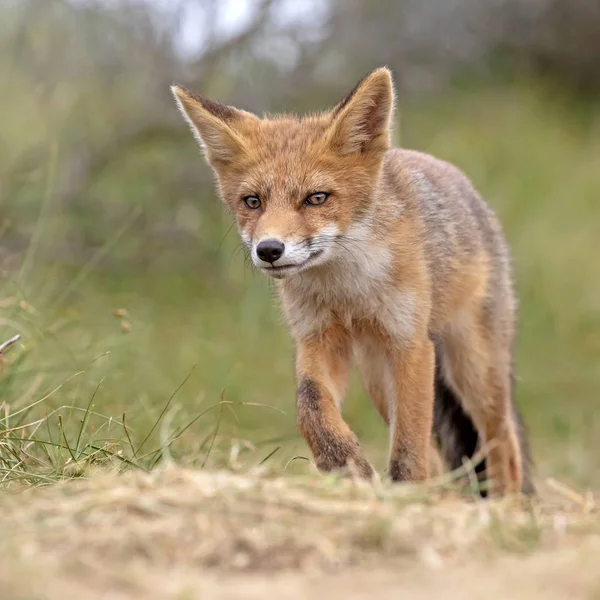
[172, 68, 533, 496]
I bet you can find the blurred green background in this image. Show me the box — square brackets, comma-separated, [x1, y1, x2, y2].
[1, 0, 599, 487]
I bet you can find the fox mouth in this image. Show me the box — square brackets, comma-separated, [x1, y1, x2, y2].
[260, 250, 324, 278]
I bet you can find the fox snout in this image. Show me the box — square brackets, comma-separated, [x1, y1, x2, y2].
[252, 236, 310, 277]
[249, 234, 330, 278]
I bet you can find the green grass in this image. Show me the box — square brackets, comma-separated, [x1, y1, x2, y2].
[1, 81, 599, 489]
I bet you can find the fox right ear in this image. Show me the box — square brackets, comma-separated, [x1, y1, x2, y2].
[171, 86, 254, 165]
[327, 68, 395, 156]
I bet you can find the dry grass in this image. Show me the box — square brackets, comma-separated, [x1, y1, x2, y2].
[0, 466, 598, 599]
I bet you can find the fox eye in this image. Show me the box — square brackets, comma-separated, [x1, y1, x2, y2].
[243, 195, 261, 209]
[304, 192, 329, 206]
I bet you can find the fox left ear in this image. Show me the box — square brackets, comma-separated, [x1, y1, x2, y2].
[171, 86, 257, 166]
[327, 67, 395, 155]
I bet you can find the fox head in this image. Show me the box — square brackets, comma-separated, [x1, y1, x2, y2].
[171, 68, 395, 279]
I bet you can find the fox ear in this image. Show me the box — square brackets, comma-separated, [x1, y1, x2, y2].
[171, 86, 255, 165]
[327, 67, 395, 155]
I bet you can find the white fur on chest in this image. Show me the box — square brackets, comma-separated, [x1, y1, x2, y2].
[280, 222, 417, 343]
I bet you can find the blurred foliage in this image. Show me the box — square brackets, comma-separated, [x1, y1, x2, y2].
[0, 0, 599, 487]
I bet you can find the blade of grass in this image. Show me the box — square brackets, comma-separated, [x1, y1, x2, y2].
[0, 467, 59, 485]
[9, 371, 84, 422]
[88, 444, 146, 470]
[0, 418, 46, 435]
[134, 365, 196, 458]
[122, 412, 135, 456]
[144, 400, 229, 459]
[284, 456, 310, 471]
[58, 415, 78, 464]
[142, 398, 289, 466]
[201, 391, 224, 469]
[258, 445, 281, 466]
[0, 334, 21, 354]
[75, 377, 104, 457]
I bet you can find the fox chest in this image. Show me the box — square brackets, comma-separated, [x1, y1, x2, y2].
[280, 275, 418, 344]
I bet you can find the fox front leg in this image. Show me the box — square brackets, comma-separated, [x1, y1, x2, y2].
[295, 328, 374, 480]
[387, 338, 435, 482]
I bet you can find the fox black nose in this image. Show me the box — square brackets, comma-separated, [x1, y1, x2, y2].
[256, 239, 285, 263]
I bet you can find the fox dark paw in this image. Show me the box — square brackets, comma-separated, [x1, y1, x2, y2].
[315, 452, 375, 480]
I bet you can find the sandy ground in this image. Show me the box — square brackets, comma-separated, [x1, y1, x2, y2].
[0, 467, 598, 599]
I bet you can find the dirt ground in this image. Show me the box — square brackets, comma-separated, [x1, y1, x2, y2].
[1, 467, 598, 600]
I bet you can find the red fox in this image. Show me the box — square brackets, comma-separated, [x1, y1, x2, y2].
[172, 67, 533, 496]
